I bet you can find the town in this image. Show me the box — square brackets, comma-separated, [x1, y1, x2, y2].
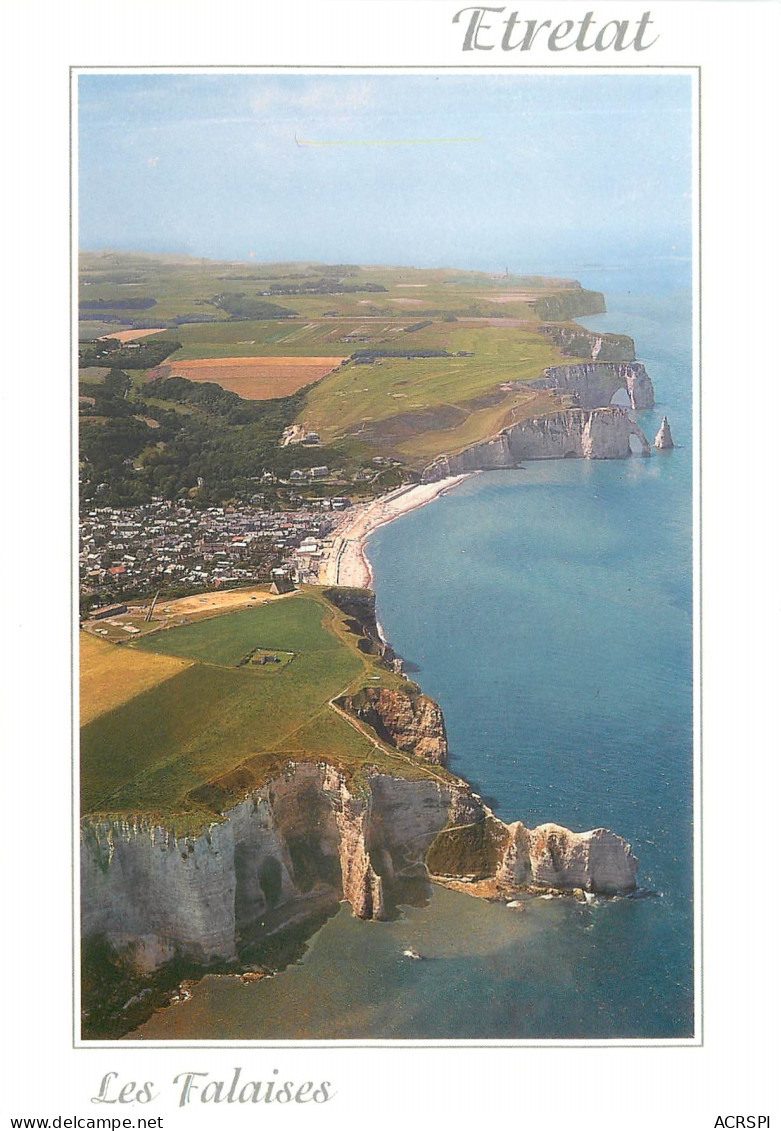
[78, 497, 352, 614]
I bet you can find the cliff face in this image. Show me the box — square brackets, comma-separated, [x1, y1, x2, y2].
[321, 586, 391, 659]
[341, 688, 448, 766]
[540, 324, 636, 362]
[81, 764, 347, 972]
[422, 407, 650, 482]
[531, 288, 606, 322]
[427, 818, 637, 898]
[496, 822, 639, 895]
[82, 761, 637, 974]
[533, 361, 655, 411]
[332, 781, 385, 920]
[81, 817, 239, 973]
[81, 764, 482, 971]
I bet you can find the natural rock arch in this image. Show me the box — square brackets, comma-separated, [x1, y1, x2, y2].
[610, 387, 631, 407]
[533, 361, 655, 411]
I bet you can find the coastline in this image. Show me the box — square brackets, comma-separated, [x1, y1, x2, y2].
[319, 474, 472, 589]
[85, 278, 692, 1042]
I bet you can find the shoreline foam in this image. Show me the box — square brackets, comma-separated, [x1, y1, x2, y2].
[320, 475, 472, 590]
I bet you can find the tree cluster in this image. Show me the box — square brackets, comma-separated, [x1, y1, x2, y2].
[79, 370, 357, 508]
[262, 280, 387, 296]
[80, 297, 157, 311]
[210, 294, 298, 320]
[79, 338, 181, 370]
[351, 347, 450, 361]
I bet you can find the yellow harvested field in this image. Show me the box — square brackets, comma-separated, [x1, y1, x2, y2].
[98, 327, 167, 342]
[80, 633, 193, 725]
[162, 356, 347, 400]
[158, 585, 284, 618]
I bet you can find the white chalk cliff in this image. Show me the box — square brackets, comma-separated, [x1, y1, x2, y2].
[539, 324, 636, 362]
[533, 361, 655, 410]
[82, 757, 638, 974]
[423, 407, 650, 482]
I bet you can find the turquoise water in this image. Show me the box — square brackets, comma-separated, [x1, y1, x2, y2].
[137, 262, 694, 1042]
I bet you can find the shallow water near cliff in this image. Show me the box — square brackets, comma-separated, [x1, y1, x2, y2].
[135, 261, 694, 1042]
[135, 885, 674, 1041]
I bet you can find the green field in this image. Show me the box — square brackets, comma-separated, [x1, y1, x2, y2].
[168, 312, 550, 359]
[134, 597, 337, 665]
[78, 251, 607, 497]
[298, 324, 564, 457]
[81, 590, 442, 830]
[79, 253, 581, 329]
[149, 306, 569, 465]
[78, 253, 594, 347]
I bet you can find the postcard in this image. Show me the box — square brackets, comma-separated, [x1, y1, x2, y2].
[5, 1, 778, 1128]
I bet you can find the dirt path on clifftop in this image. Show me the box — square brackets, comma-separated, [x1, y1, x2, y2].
[329, 692, 453, 788]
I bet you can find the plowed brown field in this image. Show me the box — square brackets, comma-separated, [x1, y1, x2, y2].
[160, 356, 347, 400]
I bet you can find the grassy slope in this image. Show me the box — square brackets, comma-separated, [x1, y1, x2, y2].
[392, 388, 565, 463]
[298, 323, 564, 461]
[81, 590, 442, 831]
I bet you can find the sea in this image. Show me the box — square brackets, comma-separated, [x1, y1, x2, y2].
[136, 258, 694, 1042]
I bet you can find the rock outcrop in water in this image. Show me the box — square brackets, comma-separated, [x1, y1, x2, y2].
[654, 415, 674, 449]
[424, 814, 637, 897]
[422, 407, 650, 482]
[531, 361, 655, 411]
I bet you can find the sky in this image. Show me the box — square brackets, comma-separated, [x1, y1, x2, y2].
[78, 73, 692, 273]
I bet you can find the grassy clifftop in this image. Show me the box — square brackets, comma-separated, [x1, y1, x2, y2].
[81, 588, 445, 833]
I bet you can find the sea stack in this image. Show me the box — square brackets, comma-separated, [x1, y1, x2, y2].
[654, 415, 674, 450]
